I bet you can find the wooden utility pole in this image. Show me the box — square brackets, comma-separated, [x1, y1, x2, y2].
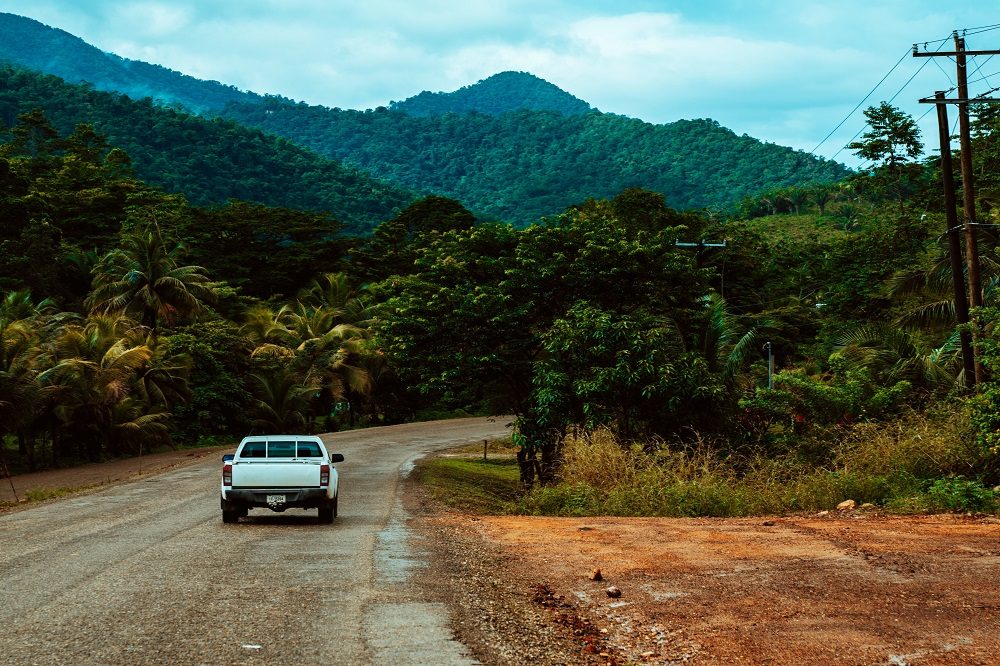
[934, 90, 976, 387]
[953, 34, 985, 314]
[915, 34, 1000, 384]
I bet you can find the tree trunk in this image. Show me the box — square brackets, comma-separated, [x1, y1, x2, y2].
[516, 448, 536, 487]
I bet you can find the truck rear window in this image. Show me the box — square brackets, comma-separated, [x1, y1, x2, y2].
[296, 442, 323, 457]
[238, 440, 323, 458]
[268, 441, 296, 457]
[241, 441, 267, 458]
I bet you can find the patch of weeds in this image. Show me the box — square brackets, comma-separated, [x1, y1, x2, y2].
[23, 485, 85, 502]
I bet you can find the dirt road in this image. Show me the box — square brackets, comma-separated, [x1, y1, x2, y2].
[0, 417, 511, 666]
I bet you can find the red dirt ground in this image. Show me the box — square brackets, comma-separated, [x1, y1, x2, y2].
[433, 512, 1000, 664]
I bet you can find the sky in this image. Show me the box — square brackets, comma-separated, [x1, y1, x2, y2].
[3, 0, 999, 167]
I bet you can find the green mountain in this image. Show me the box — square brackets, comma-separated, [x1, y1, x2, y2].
[389, 71, 592, 117]
[0, 12, 262, 113]
[0, 66, 413, 234]
[220, 99, 849, 224]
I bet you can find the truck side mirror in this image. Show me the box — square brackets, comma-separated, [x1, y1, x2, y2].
[329, 453, 345, 463]
[223, 454, 235, 463]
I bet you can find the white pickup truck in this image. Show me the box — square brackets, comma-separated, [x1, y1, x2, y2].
[220, 435, 344, 524]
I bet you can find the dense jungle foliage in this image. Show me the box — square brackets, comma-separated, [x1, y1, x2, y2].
[1, 13, 1000, 511]
[0, 14, 848, 228]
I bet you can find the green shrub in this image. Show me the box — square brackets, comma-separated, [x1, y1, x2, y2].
[924, 476, 997, 512]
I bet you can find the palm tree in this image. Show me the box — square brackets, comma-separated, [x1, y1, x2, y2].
[888, 244, 1000, 330]
[700, 293, 776, 384]
[0, 317, 40, 444]
[278, 302, 372, 424]
[834, 323, 959, 391]
[298, 272, 373, 327]
[0, 291, 58, 464]
[809, 185, 834, 215]
[248, 366, 320, 434]
[38, 314, 160, 458]
[87, 225, 215, 336]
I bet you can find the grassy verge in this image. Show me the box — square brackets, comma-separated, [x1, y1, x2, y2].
[413, 454, 523, 513]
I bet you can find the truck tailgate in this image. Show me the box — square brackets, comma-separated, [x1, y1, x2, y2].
[231, 461, 322, 488]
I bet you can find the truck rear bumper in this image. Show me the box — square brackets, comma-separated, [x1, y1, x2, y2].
[223, 488, 330, 510]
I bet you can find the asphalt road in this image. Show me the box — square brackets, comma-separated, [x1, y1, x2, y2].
[0, 417, 512, 665]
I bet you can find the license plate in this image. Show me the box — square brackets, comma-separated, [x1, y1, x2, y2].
[266, 494, 286, 504]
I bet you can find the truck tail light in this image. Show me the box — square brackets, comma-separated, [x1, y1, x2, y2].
[223, 464, 232, 487]
[320, 464, 330, 487]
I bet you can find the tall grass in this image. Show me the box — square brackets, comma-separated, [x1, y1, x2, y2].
[516, 410, 998, 517]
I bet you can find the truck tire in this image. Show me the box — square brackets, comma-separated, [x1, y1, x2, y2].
[318, 500, 334, 524]
[332, 493, 338, 518]
[222, 498, 242, 523]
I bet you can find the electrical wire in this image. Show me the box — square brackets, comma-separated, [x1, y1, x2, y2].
[916, 23, 1000, 43]
[931, 55, 955, 85]
[809, 48, 911, 154]
[795, 26, 999, 183]
[969, 69, 1000, 86]
[962, 23, 1000, 36]
[828, 52, 937, 161]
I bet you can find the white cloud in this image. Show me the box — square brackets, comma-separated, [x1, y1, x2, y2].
[108, 2, 192, 36]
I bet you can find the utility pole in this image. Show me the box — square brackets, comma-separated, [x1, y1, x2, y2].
[763, 342, 773, 390]
[915, 34, 1000, 384]
[934, 90, 976, 387]
[674, 239, 727, 268]
[954, 34, 985, 335]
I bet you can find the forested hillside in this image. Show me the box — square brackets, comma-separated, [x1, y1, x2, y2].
[0, 66, 414, 234]
[221, 99, 849, 224]
[0, 12, 262, 113]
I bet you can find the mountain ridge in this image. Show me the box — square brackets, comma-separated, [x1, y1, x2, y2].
[0, 12, 262, 113]
[390, 71, 593, 117]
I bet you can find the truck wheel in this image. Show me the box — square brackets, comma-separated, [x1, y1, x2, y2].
[222, 510, 239, 524]
[332, 493, 338, 518]
[318, 501, 334, 524]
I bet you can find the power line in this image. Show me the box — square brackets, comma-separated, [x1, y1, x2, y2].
[820, 35, 950, 161]
[931, 55, 955, 85]
[809, 48, 911, 154]
[918, 23, 1000, 42]
[962, 23, 1000, 36]
[828, 39, 950, 161]
[969, 69, 1000, 85]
